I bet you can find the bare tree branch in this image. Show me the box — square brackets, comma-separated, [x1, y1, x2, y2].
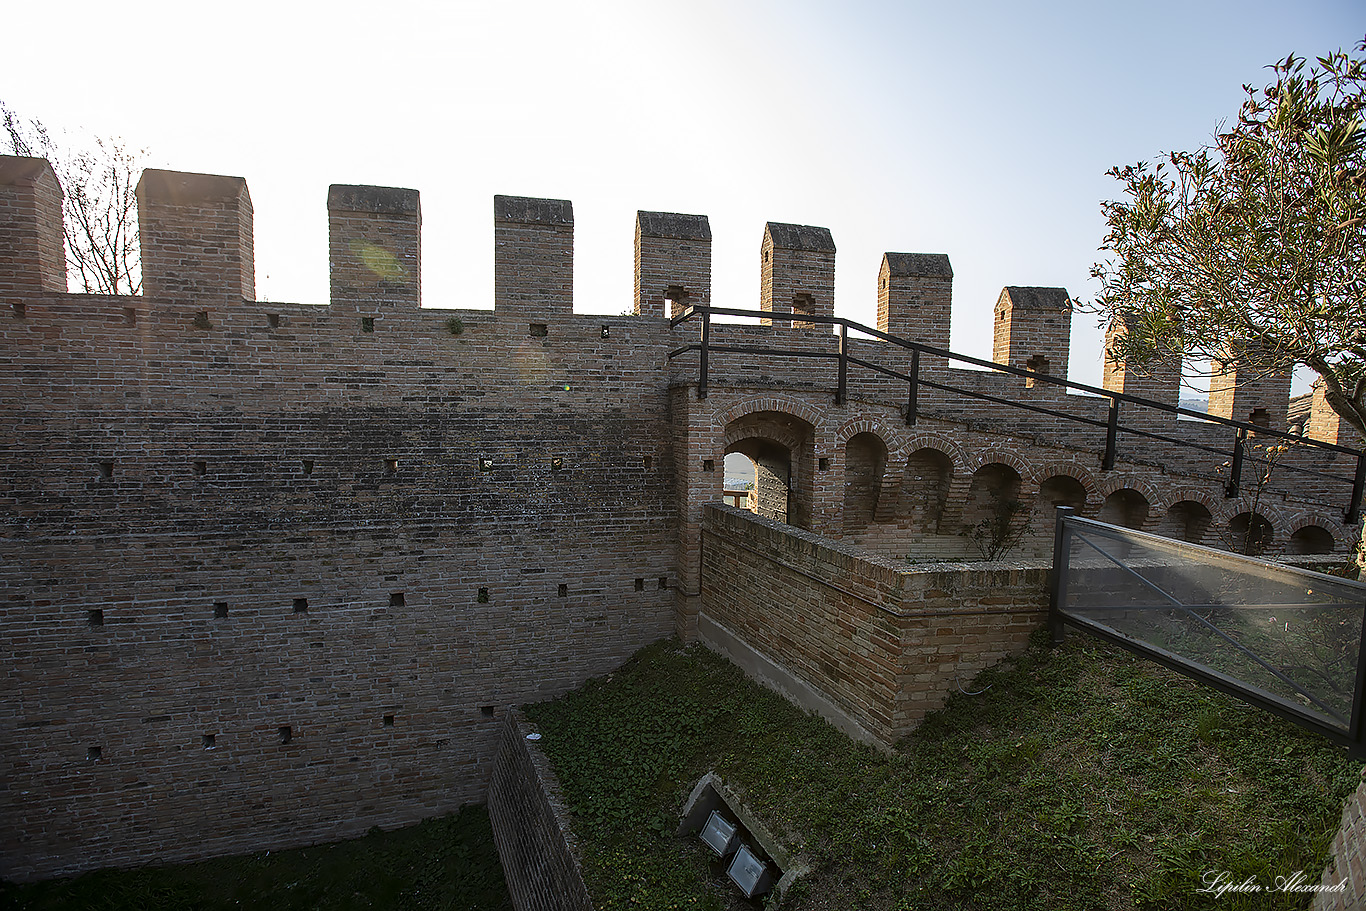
[1, 102, 144, 295]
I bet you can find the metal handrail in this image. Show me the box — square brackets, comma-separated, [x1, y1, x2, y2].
[668, 304, 1366, 522]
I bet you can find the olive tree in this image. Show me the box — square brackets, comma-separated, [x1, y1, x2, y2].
[2, 102, 144, 295]
[1088, 40, 1366, 440]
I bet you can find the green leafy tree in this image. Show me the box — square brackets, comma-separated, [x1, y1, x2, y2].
[1088, 40, 1366, 441]
[2, 102, 144, 295]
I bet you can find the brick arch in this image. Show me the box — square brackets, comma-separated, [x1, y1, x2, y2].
[1282, 511, 1346, 553]
[722, 403, 819, 529]
[902, 434, 970, 474]
[1283, 511, 1347, 537]
[1220, 497, 1290, 555]
[1158, 486, 1223, 518]
[712, 394, 827, 441]
[1221, 496, 1290, 530]
[724, 419, 810, 454]
[1027, 461, 1099, 504]
[961, 447, 1031, 477]
[840, 429, 891, 535]
[836, 417, 904, 456]
[1153, 487, 1223, 545]
[1095, 475, 1163, 507]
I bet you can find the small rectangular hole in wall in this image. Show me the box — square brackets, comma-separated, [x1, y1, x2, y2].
[643, 455, 653, 469]
[267, 313, 280, 328]
[193, 460, 207, 476]
[703, 459, 715, 472]
[558, 583, 568, 597]
[818, 457, 830, 471]
[278, 726, 292, 745]
[98, 459, 114, 479]
[87, 609, 104, 627]
[601, 325, 610, 338]
[529, 323, 548, 338]
[202, 733, 216, 749]
[384, 458, 398, 474]
[383, 714, 395, 726]
[361, 316, 375, 333]
[480, 706, 495, 717]
[634, 578, 645, 592]
[193, 311, 212, 330]
[123, 307, 137, 327]
[302, 458, 314, 476]
[87, 745, 102, 761]
[477, 587, 489, 603]
[658, 576, 668, 590]
[293, 598, 308, 614]
[12, 302, 25, 319]
[213, 601, 228, 618]
[551, 457, 563, 471]
[479, 457, 493, 471]
[390, 592, 405, 607]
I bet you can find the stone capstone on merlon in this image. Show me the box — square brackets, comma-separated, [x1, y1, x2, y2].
[636, 210, 712, 241]
[494, 195, 574, 226]
[764, 222, 836, 252]
[882, 251, 953, 278]
[327, 184, 421, 216]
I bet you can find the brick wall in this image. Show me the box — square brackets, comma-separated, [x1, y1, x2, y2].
[760, 222, 835, 325]
[0, 157, 66, 295]
[699, 504, 1047, 746]
[1312, 769, 1366, 910]
[487, 710, 595, 911]
[3, 151, 1361, 882]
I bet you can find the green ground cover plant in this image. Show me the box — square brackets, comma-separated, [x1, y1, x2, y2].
[0, 804, 512, 911]
[523, 632, 1362, 911]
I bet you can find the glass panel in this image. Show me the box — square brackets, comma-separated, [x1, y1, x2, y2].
[1060, 518, 1366, 732]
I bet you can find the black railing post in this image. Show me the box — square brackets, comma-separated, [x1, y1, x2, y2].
[835, 322, 848, 406]
[1049, 506, 1075, 646]
[1225, 427, 1247, 498]
[1347, 452, 1366, 524]
[697, 306, 710, 400]
[1102, 397, 1120, 471]
[905, 348, 920, 427]
[1350, 604, 1366, 745]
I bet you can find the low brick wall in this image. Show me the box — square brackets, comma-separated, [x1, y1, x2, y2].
[700, 504, 1047, 746]
[1313, 768, 1366, 910]
[487, 709, 594, 911]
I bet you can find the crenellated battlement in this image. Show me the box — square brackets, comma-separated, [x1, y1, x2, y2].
[0, 154, 1336, 440]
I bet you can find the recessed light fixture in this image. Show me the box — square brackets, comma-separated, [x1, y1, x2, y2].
[727, 843, 774, 898]
[699, 810, 738, 857]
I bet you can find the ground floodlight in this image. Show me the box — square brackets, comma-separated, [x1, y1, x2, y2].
[699, 809, 738, 857]
[727, 842, 774, 898]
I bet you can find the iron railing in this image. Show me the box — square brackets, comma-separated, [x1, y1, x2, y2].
[1048, 507, 1366, 754]
[668, 304, 1366, 522]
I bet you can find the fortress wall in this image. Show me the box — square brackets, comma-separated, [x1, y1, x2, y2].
[699, 505, 1047, 746]
[2, 152, 1361, 881]
[0, 168, 681, 879]
[0, 298, 680, 880]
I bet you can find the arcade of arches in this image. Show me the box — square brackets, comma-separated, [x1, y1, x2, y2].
[719, 414, 1340, 562]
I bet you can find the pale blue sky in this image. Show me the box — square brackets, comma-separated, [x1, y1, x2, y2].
[4, 0, 1363, 388]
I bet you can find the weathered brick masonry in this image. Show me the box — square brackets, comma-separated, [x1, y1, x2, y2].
[1, 158, 677, 880]
[2, 152, 1362, 882]
[700, 504, 1046, 746]
[487, 710, 594, 911]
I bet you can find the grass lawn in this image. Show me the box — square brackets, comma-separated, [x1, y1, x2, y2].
[0, 804, 513, 911]
[523, 630, 1362, 911]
